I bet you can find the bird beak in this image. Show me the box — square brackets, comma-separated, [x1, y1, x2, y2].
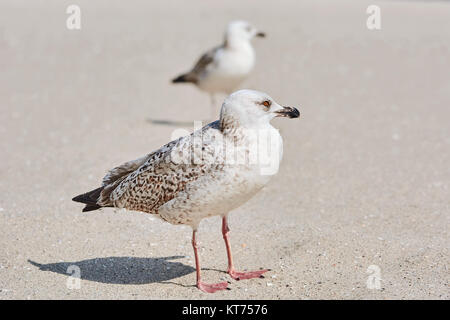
[256, 32, 266, 38]
[275, 106, 300, 118]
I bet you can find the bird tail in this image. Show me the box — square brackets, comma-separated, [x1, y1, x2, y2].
[172, 73, 196, 84]
[72, 187, 105, 212]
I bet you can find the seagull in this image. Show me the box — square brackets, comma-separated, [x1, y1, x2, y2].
[73, 90, 300, 293]
[172, 21, 265, 118]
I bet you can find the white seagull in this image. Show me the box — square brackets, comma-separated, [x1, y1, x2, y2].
[73, 90, 300, 293]
[172, 21, 265, 118]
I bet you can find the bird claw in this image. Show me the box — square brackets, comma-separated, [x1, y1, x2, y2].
[229, 269, 270, 281]
[197, 281, 229, 293]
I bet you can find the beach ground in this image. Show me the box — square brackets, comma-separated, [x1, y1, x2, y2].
[0, 0, 449, 299]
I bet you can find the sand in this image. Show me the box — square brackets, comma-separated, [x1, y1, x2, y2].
[0, 0, 449, 299]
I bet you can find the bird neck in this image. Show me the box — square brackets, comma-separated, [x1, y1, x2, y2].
[220, 113, 270, 137]
[224, 36, 253, 52]
[220, 113, 241, 136]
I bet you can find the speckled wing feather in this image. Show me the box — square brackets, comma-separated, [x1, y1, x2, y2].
[98, 121, 224, 214]
[101, 154, 153, 187]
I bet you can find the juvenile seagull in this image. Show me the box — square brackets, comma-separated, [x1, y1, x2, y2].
[172, 21, 265, 117]
[73, 90, 299, 293]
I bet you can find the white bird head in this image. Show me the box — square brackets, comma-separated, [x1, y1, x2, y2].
[225, 20, 265, 44]
[220, 89, 300, 130]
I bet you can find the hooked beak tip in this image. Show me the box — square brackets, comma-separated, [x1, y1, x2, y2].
[276, 106, 300, 119]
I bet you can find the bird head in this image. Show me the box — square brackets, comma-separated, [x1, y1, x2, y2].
[220, 89, 300, 130]
[225, 20, 266, 43]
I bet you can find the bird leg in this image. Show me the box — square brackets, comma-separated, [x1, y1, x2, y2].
[191, 230, 229, 293]
[222, 216, 269, 280]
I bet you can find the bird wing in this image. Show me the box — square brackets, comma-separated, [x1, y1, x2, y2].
[189, 45, 222, 78]
[98, 121, 223, 214]
[101, 154, 153, 187]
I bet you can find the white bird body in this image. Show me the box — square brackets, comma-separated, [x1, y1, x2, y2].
[98, 117, 282, 229]
[172, 20, 265, 112]
[89, 90, 292, 228]
[196, 41, 256, 94]
[157, 121, 282, 228]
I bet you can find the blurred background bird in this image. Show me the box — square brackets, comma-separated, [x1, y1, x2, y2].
[172, 20, 266, 119]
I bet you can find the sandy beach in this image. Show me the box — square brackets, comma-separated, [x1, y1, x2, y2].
[0, 0, 449, 299]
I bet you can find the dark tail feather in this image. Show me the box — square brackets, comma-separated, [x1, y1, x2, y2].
[72, 187, 104, 212]
[172, 73, 195, 84]
[82, 204, 102, 212]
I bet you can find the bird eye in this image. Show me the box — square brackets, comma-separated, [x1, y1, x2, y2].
[261, 100, 271, 110]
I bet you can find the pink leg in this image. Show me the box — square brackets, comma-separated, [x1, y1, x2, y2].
[192, 230, 228, 293]
[222, 216, 270, 280]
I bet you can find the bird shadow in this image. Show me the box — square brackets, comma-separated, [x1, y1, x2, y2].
[146, 118, 198, 127]
[28, 256, 195, 285]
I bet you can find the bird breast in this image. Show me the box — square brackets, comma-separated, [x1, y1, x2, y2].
[216, 44, 255, 75]
[157, 124, 283, 227]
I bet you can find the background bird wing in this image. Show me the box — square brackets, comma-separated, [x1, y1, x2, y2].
[190, 45, 221, 76]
